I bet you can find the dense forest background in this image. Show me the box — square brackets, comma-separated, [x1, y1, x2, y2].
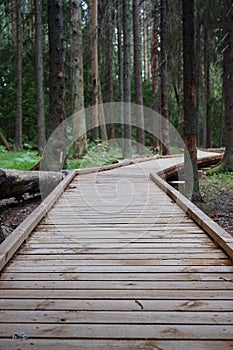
[0, 0, 230, 155]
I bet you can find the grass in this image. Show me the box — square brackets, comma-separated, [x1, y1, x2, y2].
[0, 142, 184, 171]
[0, 146, 41, 170]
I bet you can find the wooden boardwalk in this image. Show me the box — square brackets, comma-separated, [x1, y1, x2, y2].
[0, 153, 233, 349]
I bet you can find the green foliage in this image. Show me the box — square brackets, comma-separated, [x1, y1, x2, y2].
[67, 140, 120, 169]
[0, 150, 41, 170]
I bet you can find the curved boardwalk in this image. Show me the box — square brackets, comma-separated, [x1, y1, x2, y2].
[0, 153, 233, 349]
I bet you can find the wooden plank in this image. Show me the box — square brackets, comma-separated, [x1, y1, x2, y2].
[0, 339, 232, 350]
[1, 272, 233, 282]
[22, 242, 216, 249]
[4, 265, 233, 273]
[0, 299, 232, 311]
[8, 258, 230, 266]
[150, 173, 233, 259]
[17, 247, 222, 255]
[13, 252, 229, 260]
[28, 237, 212, 243]
[0, 289, 232, 300]
[0, 280, 232, 290]
[0, 310, 232, 325]
[1, 323, 233, 339]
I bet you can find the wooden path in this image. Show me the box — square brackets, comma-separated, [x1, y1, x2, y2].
[0, 152, 233, 349]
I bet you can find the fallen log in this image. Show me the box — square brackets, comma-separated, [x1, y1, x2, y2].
[0, 169, 64, 200]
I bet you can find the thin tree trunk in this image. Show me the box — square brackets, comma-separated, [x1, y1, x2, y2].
[34, 0, 46, 155]
[182, 0, 201, 200]
[204, 25, 211, 148]
[98, 83, 108, 141]
[151, 0, 159, 151]
[15, 0, 23, 151]
[142, 3, 147, 80]
[123, 0, 131, 158]
[133, 0, 145, 154]
[160, 0, 170, 155]
[11, 0, 17, 44]
[117, 0, 124, 137]
[91, 0, 99, 141]
[70, 0, 88, 157]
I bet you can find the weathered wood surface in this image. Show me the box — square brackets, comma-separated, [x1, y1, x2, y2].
[0, 151, 233, 349]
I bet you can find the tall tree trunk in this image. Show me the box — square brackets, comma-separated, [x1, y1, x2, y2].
[133, 0, 145, 154]
[117, 0, 124, 136]
[182, 0, 201, 200]
[221, 0, 233, 171]
[100, 0, 115, 141]
[70, 0, 88, 157]
[11, 0, 17, 44]
[204, 25, 211, 148]
[142, 2, 147, 80]
[123, 0, 131, 158]
[34, 0, 46, 155]
[91, 0, 99, 141]
[160, 0, 170, 155]
[98, 82, 108, 141]
[15, 0, 23, 151]
[151, 0, 159, 151]
[47, 0, 66, 170]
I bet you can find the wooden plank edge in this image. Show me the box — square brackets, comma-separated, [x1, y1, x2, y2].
[72, 154, 161, 176]
[150, 172, 233, 261]
[0, 171, 76, 272]
[157, 154, 223, 180]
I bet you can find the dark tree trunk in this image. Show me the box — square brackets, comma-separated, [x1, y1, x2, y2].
[182, 0, 201, 200]
[34, 0, 46, 155]
[204, 25, 211, 148]
[117, 0, 124, 136]
[47, 0, 66, 170]
[15, 0, 23, 151]
[151, 0, 159, 151]
[222, 0, 233, 171]
[99, 0, 115, 141]
[91, 0, 99, 141]
[133, 0, 145, 154]
[11, 0, 17, 44]
[160, 0, 170, 155]
[123, 0, 131, 158]
[70, 0, 88, 157]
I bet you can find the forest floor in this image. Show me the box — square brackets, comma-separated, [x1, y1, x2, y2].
[0, 172, 232, 243]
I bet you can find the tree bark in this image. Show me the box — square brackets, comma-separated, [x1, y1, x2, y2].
[0, 169, 64, 200]
[123, 0, 131, 158]
[160, 0, 170, 155]
[117, 0, 124, 136]
[151, 0, 159, 151]
[204, 24, 211, 148]
[15, 0, 23, 151]
[47, 0, 66, 170]
[35, 0, 46, 155]
[215, 0, 233, 172]
[99, 0, 115, 141]
[133, 0, 145, 154]
[70, 0, 88, 157]
[182, 0, 201, 200]
[91, 0, 99, 141]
